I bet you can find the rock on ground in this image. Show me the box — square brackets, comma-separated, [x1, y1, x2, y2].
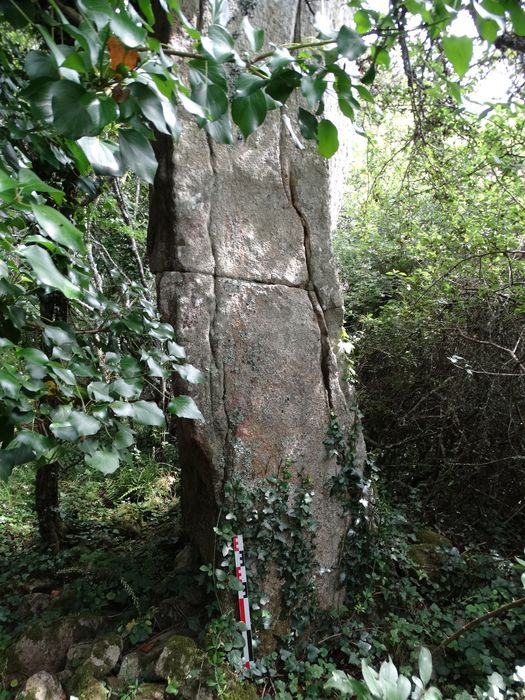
[3, 614, 103, 682]
[16, 671, 65, 700]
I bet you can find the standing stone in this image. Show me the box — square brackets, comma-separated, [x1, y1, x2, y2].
[149, 0, 365, 611]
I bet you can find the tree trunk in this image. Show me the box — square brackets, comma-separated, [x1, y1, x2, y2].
[149, 0, 365, 614]
[36, 288, 68, 550]
[35, 461, 62, 551]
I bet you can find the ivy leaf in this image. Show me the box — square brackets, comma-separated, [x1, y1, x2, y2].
[20, 245, 80, 299]
[175, 364, 204, 384]
[119, 129, 158, 184]
[298, 108, 318, 140]
[324, 670, 355, 695]
[336, 25, 366, 60]
[69, 410, 101, 437]
[241, 16, 264, 52]
[86, 448, 120, 474]
[442, 35, 473, 78]
[130, 400, 165, 427]
[232, 90, 267, 138]
[31, 205, 85, 253]
[211, 0, 229, 25]
[201, 25, 235, 63]
[128, 82, 173, 134]
[206, 113, 233, 144]
[191, 81, 229, 122]
[317, 119, 339, 158]
[0, 446, 35, 480]
[301, 75, 326, 108]
[168, 395, 204, 421]
[112, 377, 143, 399]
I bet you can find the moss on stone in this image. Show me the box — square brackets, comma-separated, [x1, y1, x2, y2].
[75, 675, 109, 700]
[225, 679, 259, 700]
[154, 635, 201, 683]
[415, 529, 453, 548]
[133, 682, 165, 700]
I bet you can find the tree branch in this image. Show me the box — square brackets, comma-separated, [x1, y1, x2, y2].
[436, 595, 525, 650]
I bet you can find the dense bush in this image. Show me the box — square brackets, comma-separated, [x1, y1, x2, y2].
[336, 102, 525, 550]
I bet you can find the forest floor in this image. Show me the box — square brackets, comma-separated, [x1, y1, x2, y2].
[1, 459, 524, 699]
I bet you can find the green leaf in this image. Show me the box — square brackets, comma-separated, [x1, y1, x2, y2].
[77, 137, 123, 177]
[88, 382, 112, 402]
[324, 670, 355, 696]
[25, 50, 58, 80]
[128, 83, 174, 134]
[206, 113, 233, 144]
[168, 395, 204, 421]
[419, 647, 432, 686]
[241, 16, 264, 52]
[69, 410, 101, 436]
[86, 448, 120, 474]
[8, 430, 53, 458]
[130, 400, 165, 427]
[232, 90, 268, 138]
[201, 24, 235, 63]
[31, 205, 85, 253]
[112, 377, 143, 399]
[51, 366, 76, 385]
[110, 13, 145, 47]
[301, 75, 326, 108]
[211, 0, 229, 25]
[317, 119, 339, 158]
[337, 25, 366, 60]
[167, 341, 186, 359]
[355, 84, 374, 102]
[119, 129, 158, 184]
[191, 81, 229, 121]
[510, 3, 525, 35]
[20, 246, 80, 299]
[19, 169, 64, 204]
[51, 80, 95, 139]
[442, 35, 473, 78]
[475, 15, 499, 43]
[265, 69, 301, 104]
[354, 9, 372, 34]
[298, 108, 318, 140]
[87, 95, 118, 132]
[338, 96, 355, 119]
[361, 661, 382, 697]
[0, 446, 35, 480]
[175, 364, 204, 384]
[114, 425, 135, 449]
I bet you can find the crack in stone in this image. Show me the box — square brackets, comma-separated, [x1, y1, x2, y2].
[153, 267, 307, 290]
[288, 168, 335, 414]
[205, 134, 235, 487]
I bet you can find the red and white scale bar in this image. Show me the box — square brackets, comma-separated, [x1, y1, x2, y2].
[232, 534, 254, 668]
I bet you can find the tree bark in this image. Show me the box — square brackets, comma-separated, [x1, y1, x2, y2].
[35, 461, 62, 551]
[37, 289, 68, 550]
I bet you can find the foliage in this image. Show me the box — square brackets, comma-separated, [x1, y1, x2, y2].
[336, 91, 525, 549]
[325, 648, 525, 700]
